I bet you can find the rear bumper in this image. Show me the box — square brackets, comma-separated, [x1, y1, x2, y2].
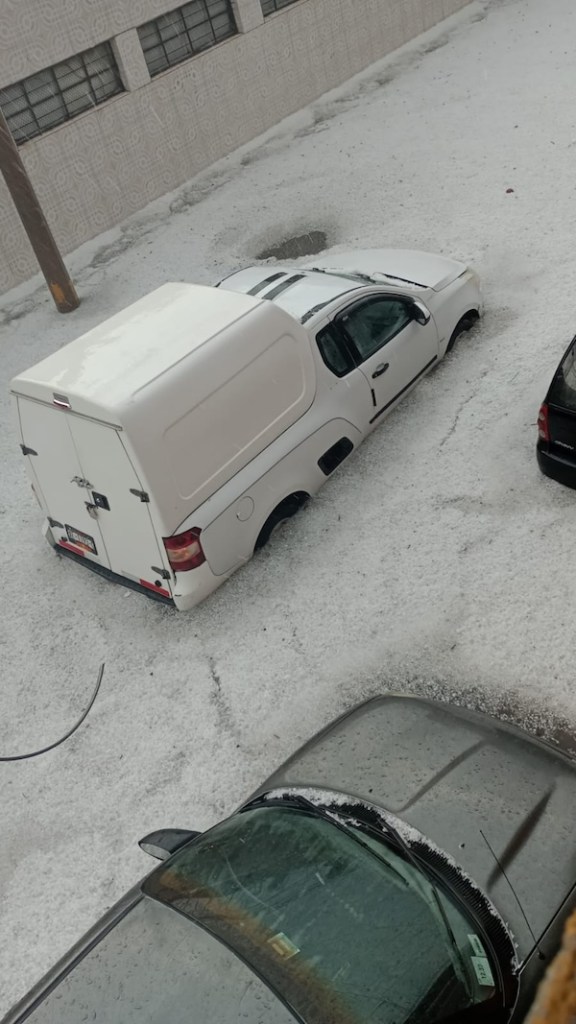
[537, 443, 576, 490]
[54, 538, 226, 610]
[55, 543, 175, 606]
[48, 520, 229, 611]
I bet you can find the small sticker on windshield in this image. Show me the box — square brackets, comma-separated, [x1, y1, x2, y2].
[468, 933, 486, 957]
[269, 932, 300, 959]
[471, 955, 495, 987]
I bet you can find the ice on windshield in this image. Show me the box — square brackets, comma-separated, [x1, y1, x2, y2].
[145, 803, 497, 1024]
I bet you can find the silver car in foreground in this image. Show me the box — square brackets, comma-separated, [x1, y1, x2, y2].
[4, 695, 576, 1024]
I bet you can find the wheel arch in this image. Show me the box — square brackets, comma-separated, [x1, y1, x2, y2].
[254, 490, 310, 551]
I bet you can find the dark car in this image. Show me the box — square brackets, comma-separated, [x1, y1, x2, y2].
[537, 333, 576, 487]
[4, 695, 576, 1024]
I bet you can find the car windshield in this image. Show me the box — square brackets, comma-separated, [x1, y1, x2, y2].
[144, 801, 501, 1024]
[549, 339, 576, 411]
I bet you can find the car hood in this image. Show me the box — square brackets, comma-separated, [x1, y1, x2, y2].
[251, 695, 576, 960]
[303, 249, 467, 291]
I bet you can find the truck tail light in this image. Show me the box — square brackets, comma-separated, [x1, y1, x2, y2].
[163, 528, 205, 572]
[537, 403, 550, 442]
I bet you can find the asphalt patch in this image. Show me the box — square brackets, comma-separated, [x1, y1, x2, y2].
[257, 231, 328, 261]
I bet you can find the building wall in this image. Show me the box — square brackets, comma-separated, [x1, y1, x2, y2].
[0, 0, 470, 295]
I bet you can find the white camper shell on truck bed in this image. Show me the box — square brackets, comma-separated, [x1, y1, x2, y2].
[11, 282, 317, 609]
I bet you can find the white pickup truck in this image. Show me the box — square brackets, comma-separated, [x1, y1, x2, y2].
[11, 248, 482, 610]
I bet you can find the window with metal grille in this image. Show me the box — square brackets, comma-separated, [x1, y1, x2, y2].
[0, 42, 123, 145]
[261, 0, 300, 15]
[138, 1, 237, 78]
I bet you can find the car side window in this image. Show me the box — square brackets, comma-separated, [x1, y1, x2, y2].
[340, 297, 412, 361]
[316, 323, 355, 377]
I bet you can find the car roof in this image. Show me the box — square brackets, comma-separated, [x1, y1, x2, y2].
[217, 266, 366, 324]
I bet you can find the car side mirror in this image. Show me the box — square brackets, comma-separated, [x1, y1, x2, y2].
[411, 300, 431, 326]
[138, 828, 201, 861]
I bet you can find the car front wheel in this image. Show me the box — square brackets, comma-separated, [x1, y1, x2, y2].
[447, 311, 479, 353]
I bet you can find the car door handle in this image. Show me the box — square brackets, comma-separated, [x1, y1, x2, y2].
[372, 363, 389, 379]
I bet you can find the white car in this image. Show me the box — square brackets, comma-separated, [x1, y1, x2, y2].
[12, 249, 482, 610]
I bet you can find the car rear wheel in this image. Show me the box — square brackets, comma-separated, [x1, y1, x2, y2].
[255, 493, 309, 551]
[447, 311, 479, 353]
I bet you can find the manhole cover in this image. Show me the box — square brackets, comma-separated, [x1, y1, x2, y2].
[257, 230, 327, 261]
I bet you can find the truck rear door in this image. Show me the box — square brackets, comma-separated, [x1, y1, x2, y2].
[18, 399, 172, 599]
[18, 398, 109, 568]
[70, 417, 172, 599]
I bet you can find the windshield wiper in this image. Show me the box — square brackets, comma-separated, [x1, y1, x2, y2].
[307, 266, 375, 284]
[307, 267, 424, 287]
[370, 271, 424, 287]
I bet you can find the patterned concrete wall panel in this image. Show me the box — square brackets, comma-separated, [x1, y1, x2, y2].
[0, 0, 471, 295]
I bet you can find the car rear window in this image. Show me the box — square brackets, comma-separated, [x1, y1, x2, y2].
[549, 339, 576, 411]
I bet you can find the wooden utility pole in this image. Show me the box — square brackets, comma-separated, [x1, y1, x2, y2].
[0, 107, 79, 313]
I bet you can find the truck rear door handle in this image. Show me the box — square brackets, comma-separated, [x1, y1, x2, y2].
[372, 363, 389, 379]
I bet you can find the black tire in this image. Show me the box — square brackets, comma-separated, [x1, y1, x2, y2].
[446, 311, 479, 353]
[255, 494, 308, 551]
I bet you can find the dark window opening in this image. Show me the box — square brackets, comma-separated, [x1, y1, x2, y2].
[261, 0, 301, 14]
[316, 323, 356, 377]
[340, 297, 413, 361]
[549, 339, 576, 413]
[0, 43, 123, 144]
[138, 1, 237, 77]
